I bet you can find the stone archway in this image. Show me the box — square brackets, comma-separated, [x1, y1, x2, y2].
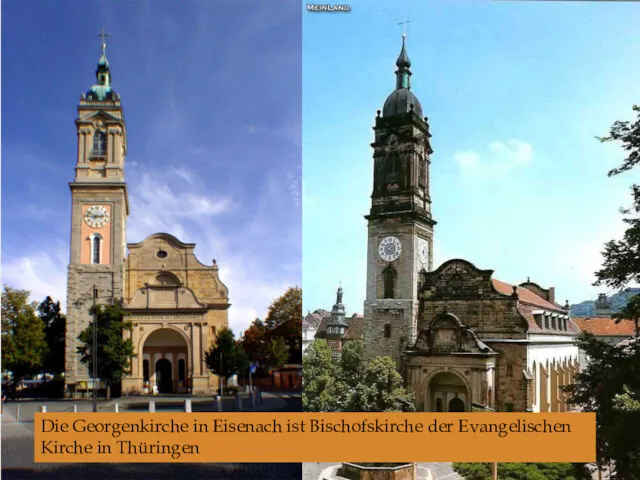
[143, 328, 189, 394]
[428, 371, 469, 412]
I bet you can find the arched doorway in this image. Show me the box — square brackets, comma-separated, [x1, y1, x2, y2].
[428, 372, 469, 412]
[142, 328, 189, 394]
[156, 359, 172, 393]
[448, 397, 465, 412]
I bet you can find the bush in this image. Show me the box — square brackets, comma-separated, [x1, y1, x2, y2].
[453, 462, 590, 480]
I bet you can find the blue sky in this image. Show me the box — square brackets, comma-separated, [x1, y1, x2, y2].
[303, 0, 640, 314]
[1, 0, 302, 336]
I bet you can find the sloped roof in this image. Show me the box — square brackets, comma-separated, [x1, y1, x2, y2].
[573, 317, 637, 337]
[492, 278, 563, 312]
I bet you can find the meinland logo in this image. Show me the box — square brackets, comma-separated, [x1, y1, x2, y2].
[307, 4, 351, 12]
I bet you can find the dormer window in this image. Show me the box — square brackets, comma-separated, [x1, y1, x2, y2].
[93, 131, 106, 155]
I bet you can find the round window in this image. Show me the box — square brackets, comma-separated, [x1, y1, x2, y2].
[156, 250, 168, 259]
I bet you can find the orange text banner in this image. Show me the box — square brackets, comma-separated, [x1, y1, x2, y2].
[34, 412, 595, 463]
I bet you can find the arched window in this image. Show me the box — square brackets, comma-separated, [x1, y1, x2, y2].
[383, 266, 396, 299]
[91, 234, 102, 264]
[93, 131, 106, 155]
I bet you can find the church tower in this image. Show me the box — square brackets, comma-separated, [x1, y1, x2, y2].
[363, 34, 435, 368]
[65, 33, 129, 396]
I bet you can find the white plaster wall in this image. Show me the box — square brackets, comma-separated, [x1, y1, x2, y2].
[527, 338, 580, 412]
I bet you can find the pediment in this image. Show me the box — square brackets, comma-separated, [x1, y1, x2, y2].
[410, 312, 496, 356]
[77, 110, 121, 124]
[419, 258, 501, 300]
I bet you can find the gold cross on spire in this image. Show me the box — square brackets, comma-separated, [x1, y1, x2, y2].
[97, 26, 111, 54]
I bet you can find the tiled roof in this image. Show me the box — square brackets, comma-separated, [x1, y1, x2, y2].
[344, 315, 364, 340]
[303, 312, 324, 330]
[492, 278, 563, 312]
[573, 317, 637, 337]
[315, 312, 363, 340]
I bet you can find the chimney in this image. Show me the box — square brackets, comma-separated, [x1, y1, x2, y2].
[548, 287, 555, 304]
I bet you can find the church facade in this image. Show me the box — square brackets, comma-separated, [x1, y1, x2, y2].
[64, 40, 229, 398]
[362, 35, 580, 413]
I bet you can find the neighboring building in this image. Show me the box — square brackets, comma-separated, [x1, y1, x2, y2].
[65, 39, 229, 397]
[302, 311, 324, 353]
[313, 288, 364, 356]
[594, 293, 614, 317]
[573, 317, 637, 367]
[361, 34, 580, 413]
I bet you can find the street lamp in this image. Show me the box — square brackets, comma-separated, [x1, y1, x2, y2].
[92, 286, 98, 413]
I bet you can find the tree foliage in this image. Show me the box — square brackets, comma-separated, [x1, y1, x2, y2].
[562, 332, 640, 478]
[1, 286, 47, 386]
[37, 296, 66, 377]
[240, 287, 303, 371]
[77, 302, 135, 399]
[597, 104, 640, 177]
[302, 339, 413, 413]
[302, 339, 338, 412]
[453, 462, 590, 480]
[594, 105, 640, 290]
[612, 293, 640, 336]
[263, 287, 302, 364]
[205, 327, 248, 387]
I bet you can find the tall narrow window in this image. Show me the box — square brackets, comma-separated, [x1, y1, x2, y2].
[143, 360, 150, 382]
[91, 234, 102, 264]
[384, 324, 391, 338]
[93, 131, 106, 155]
[383, 266, 396, 299]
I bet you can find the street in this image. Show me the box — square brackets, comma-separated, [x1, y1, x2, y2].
[1, 390, 302, 480]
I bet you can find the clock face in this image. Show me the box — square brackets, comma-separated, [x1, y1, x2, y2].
[378, 236, 402, 262]
[84, 205, 110, 228]
[418, 238, 429, 265]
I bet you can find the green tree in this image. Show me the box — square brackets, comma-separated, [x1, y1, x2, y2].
[264, 287, 302, 363]
[562, 332, 640, 478]
[354, 356, 414, 412]
[267, 336, 289, 368]
[302, 339, 413, 413]
[453, 462, 590, 480]
[1, 286, 47, 390]
[77, 302, 135, 400]
[205, 327, 248, 393]
[594, 105, 640, 290]
[37, 296, 66, 378]
[612, 293, 640, 336]
[302, 339, 338, 412]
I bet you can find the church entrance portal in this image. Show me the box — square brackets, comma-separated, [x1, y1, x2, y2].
[428, 372, 469, 412]
[155, 359, 172, 393]
[142, 328, 189, 394]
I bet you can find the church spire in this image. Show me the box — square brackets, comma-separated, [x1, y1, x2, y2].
[395, 18, 412, 90]
[84, 28, 118, 102]
[96, 27, 111, 87]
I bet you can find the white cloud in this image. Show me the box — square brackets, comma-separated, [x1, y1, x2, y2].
[2, 249, 68, 309]
[454, 139, 534, 180]
[453, 150, 481, 169]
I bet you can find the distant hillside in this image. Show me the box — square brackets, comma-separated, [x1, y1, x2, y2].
[571, 288, 640, 317]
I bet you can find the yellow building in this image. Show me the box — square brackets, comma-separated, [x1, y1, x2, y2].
[64, 39, 229, 397]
